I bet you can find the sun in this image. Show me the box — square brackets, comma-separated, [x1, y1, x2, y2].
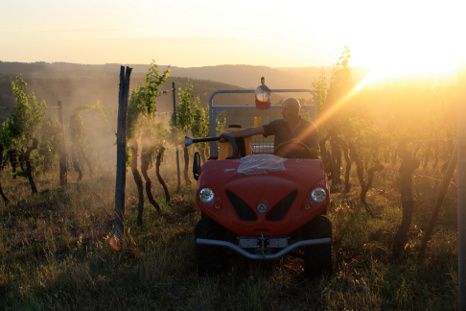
[353, 41, 463, 83]
[342, 0, 466, 82]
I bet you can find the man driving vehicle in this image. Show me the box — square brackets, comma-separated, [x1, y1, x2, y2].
[220, 97, 318, 158]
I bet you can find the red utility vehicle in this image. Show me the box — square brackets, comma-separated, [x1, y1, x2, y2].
[185, 85, 332, 277]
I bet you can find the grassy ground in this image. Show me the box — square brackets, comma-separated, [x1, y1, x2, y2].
[0, 175, 457, 310]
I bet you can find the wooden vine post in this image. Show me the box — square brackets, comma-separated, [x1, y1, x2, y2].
[173, 81, 181, 193]
[112, 66, 132, 249]
[57, 101, 68, 186]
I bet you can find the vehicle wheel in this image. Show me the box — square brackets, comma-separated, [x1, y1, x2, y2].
[194, 215, 227, 276]
[302, 215, 332, 278]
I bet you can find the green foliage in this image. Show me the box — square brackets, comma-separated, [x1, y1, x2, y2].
[128, 62, 170, 139]
[176, 82, 200, 134]
[0, 76, 46, 152]
[124, 62, 170, 172]
[190, 105, 210, 155]
[173, 83, 223, 138]
[191, 105, 209, 137]
[312, 68, 328, 114]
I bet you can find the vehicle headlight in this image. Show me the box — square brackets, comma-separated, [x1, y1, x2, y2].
[199, 187, 215, 203]
[310, 187, 327, 203]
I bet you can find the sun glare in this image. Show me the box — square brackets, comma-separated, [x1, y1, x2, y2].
[356, 45, 463, 84]
[343, 0, 466, 83]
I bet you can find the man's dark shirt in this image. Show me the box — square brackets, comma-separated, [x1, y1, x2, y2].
[262, 117, 318, 157]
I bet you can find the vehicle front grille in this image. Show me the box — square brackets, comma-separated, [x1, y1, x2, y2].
[226, 191, 257, 221]
[266, 191, 297, 221]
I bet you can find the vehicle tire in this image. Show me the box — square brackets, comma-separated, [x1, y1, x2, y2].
[302, 215, 332, 278]
[194, 215, 227, 276]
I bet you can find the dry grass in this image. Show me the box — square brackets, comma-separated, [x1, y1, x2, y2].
[0, 173, 457, 310]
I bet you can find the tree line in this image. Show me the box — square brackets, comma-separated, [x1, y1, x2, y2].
[314, 47, 456, 259]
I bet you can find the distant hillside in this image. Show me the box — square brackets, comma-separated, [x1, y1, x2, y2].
[0, 70, 252, 122]
[166, 65, 324, 89]
[0, 61, 367, 122]
[0, 61, 334, 119]
[0, 61, 368, 88]
[0, 61, 331, 89]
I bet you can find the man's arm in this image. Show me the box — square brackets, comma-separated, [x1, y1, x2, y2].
[220, 126, 264, 140]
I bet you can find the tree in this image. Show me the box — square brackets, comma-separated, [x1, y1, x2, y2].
[393, 142, 420, 258]
[319, 47, 353, 190]
[314, 48, 385, 211]
[312, 68, 328, 114]
[1, 76, 46, 194]
[152, 123, 171, 204]
[0, 144, 9, 204]
[69, 101, 108, 181]
[36, 116, 62, 176]
[176, 82, 200, 186]
[127, 62, 169, 226]
[312, 69, 332, 177]
[192, 105, 209, 162]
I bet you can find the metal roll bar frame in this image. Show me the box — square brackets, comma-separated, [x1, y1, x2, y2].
[208, 89, 317, 157]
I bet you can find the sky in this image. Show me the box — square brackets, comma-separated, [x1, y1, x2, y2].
[1, 0, 466, 73]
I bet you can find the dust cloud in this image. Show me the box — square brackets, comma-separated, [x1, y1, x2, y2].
[23, 68, 183, 187]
